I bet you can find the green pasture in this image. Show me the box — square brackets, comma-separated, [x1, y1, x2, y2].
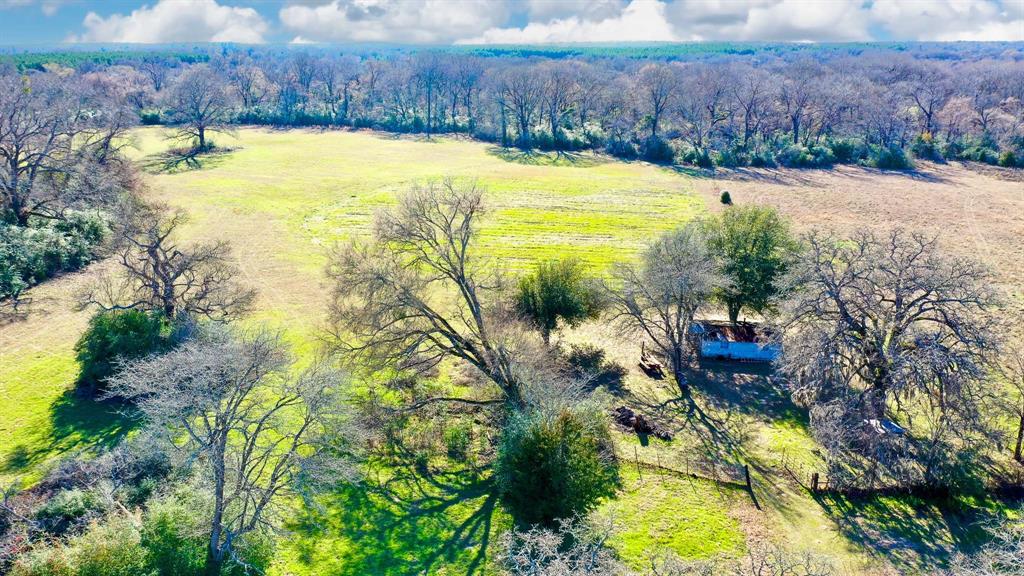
[1, 126, 1012, 575]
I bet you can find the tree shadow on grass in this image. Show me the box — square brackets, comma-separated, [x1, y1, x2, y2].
[486, 146, 608, 168]
[0, 389, 134, 476]
[690, 361, 807, 427]
[287, 454, 503, 576]
[812, 492, 981, 572]
[137, 147, 234, 174]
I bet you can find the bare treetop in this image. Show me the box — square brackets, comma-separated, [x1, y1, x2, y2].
[328, 178, 534, 407]
[779, 228, 1000, 414]
[105, 325, 359, 573]
[81, 204, 255, 321]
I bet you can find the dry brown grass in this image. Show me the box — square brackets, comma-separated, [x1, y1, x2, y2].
[693, 162, 1024, 300]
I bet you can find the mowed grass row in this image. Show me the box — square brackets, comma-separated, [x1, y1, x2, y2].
[1, 127, 723, 573]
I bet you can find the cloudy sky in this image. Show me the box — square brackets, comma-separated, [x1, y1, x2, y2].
[0, 0, 1022, 45]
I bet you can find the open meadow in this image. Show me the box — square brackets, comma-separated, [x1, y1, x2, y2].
[2, 127, 1022, 575]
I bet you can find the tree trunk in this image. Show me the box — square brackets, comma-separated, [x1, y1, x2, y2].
[670, 345, 688, 394]
[198, 126, 206, 150]
[207, 441, 226, 575]
[14, 207, 29, 227]
[500, 108, 508, 147]
[426, 88, 433, 135]
[517, 116, 530, 149]
[727, 301, 742, 325]
[1015, 407, 1024, 462]
[205, 547, 223, 576]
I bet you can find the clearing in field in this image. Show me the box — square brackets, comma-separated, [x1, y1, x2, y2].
[2, 127, 1021, 574]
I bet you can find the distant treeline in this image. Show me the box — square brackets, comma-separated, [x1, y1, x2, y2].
[2, 42, 1023, 169]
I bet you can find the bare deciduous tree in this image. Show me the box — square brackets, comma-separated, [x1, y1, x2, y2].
[0, 73, 95, 226]
[166, 64, 232, 151]
[81, 205, 254, 320]
[500, 65, 544, 148]
[606, 222, 721, 392]
[327, 179, 527, 407]
[501, 515, 621, 576]
[777, 229, 1002, 488]
[948, 520, 1024, 576]
[636, 63, 678, 140]
[778, 229, 999, 417]
[999, 346, 1024, 462]
[106, 325, 358, 575]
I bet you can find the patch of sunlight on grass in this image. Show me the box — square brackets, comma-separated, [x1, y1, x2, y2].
[603, 467, 745, 568]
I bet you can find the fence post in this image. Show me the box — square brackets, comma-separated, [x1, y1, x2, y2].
[811, 472, 819, 493]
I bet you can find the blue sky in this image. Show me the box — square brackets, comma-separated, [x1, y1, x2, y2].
[0, 0, 1022, 46]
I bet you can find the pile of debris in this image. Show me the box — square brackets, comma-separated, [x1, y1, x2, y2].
[638, 342, 665, 379]
[612, 406, 673, 441]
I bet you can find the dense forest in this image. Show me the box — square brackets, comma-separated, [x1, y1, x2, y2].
[2, 42, 1022, 172]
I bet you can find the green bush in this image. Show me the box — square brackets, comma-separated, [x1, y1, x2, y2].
[140, 497, 206, 576]
[641, 137, 675, 163]
[776, 144, 834, 168]
[910, 133, 942, 161]
[951, 135, 1000, 164]
[866, 144, 913, 170]
[139, 493, 271, 576]
[828, 138, 864, 164]
[959, 145, 999, 164]
[0, 212, 109, 302]
[9, 546, 75, 576]
[139, 110, 161, 125]
[75, 310, 169, 396]
[35, 489, 104, 536]
[565, 343, 627, 391]
[12, 516, 150, 576]
[443, 422, 473, 461]
[514, 258, 602, 345]
[73, 517, 152, 576]
[748, 148, 776, 167]
[605, 138, 638, 159]
[495, 406, 619, 526]
[999, 150, 1019, 168]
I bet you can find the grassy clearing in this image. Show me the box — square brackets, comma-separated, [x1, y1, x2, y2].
[2, 127, 1017, 574]
[602, 466, 745, 568]
[1, 127, 711, 573]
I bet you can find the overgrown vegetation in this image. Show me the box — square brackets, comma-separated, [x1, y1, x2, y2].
[1, 212, 109, 305]
[73, 309, 169, 397]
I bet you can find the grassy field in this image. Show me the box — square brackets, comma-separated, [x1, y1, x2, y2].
[2, 126, 1021, 574]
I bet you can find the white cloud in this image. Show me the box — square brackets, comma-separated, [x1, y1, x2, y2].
[460, 0, 677, 44]
[70, 0, 268, 43]
[663, 0, 870, 41]
[279, 0, 511, 43]
[0, 0, 61, 14]
[525, 0, 627, 22]
[736, 0, 871, 41]
[457, 0, 1021, 44]
[871, 0, 1024, 41]
[41, 1, 62, 16]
